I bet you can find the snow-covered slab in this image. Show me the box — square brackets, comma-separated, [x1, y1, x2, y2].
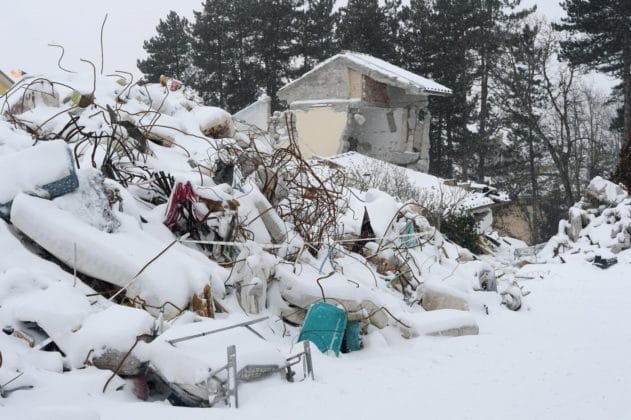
[64, 305, 155, 368]
[584, 176, 627, 206]
[10, 193, 225, 318]
[421, 283, 470, 312]
[192, 106, 235, 138]
[407, 309, 479, 337]
[0, 140, 77, 213]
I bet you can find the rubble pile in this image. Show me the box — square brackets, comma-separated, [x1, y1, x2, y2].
[538, 176, 630, 267]
[0, 68, 527, 408]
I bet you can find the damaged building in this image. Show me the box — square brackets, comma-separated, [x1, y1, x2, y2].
[277, 52, 452, 172]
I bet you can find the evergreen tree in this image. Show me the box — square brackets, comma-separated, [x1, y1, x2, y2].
[191, 0, 258, 112]
[251, 0, 303, 109]
[399, 0, 432, 79]
[417, 0, 479, 178]
[493, 23, 547, 242]
[223, 0, 259, 112]
[470, 0, 534, 179]
[335, 0, 391, 58]
[555, 0, 631, 189]
[137, 11, 193, 83]
[381, 0, 407, 65]
[191, 0, 235, 108]
[300, 0, 337, 72]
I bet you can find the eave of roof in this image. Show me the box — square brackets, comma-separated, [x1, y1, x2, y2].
[279, 52, 452, 97]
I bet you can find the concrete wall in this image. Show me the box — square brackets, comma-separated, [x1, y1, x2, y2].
[347, 105, 405, 155]
[278, 60, 350, 105]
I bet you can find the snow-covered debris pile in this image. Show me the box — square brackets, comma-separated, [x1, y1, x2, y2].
[320, 152, 509, 234]
[0, 69, 526, 409]
[539, 176, 630, 263]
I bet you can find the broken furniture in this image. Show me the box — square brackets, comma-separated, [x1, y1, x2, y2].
[298, 302, 363, 356]
[147, 316, 314, 408]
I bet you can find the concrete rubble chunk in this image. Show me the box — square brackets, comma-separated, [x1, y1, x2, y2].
[400, 309, 479, 338]
[421, 283, 470, 312]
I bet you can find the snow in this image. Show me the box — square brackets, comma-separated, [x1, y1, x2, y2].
[0, 140, 74, 204]
[280, 52, 452, 96]
[10, 192, 226, 318]
[3, 261, 630, 419]
[326, 151, 501, 212]
[0, 62, 626, 420]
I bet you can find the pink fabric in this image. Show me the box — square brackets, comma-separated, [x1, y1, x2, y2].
[164, 181, 198, 227]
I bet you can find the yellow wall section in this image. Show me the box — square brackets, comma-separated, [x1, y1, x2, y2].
[0, 80, 11, 95]
[294, 107, 347, 159]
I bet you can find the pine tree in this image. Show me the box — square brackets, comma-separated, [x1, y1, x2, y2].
[470, 0, 534, 180]
[191, 0, 234, 108]
[137, 11, 193, 83]
[416, 0, 479, 178]
[381, 0, 407, 65]
[555, 0, 631, 189]
[493, 23, 547, 242]
[335, 0, 390, 58]
[300, 0, 337, 72]
[251, 0, 303, 109]
[191, 0, 259, 112]
[223, 0, 259, 112]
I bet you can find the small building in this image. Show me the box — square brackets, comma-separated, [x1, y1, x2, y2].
[0, 70, 14, 96]
[277, 52, 451, 172]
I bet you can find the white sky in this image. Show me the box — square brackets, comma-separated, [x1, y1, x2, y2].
[2, 0, 617, 92]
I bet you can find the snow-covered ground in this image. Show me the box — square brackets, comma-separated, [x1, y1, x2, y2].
[3, 258, 629, 420]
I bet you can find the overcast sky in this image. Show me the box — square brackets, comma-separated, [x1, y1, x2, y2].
[1, 0, 616, 92]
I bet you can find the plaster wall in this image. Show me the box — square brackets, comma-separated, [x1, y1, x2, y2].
[0, 80, 11, 96]
[293, 107, 348, 159]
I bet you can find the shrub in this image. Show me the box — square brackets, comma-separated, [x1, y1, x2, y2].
[440, 212, 482, 254]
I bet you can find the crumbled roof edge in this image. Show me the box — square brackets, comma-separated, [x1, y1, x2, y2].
[278, 52, 452, 97]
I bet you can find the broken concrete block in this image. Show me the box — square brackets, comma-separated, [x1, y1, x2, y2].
[477, 263, 497, 292]
[92, 348, 147, 376]
[567, 207, 588, 242]
[10, 193, 225, 320]
[233, 94, 271, 134]
[400, 309, 479, 338]
[584, 176, 627, 206]
[10, 80, 60, 114]
[193, 106, 235, 138]
[385, 151, 420, 166]
[421, 283, 469, 312]
[232, 244, 275, 314]
[281, 307, 307, 326]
